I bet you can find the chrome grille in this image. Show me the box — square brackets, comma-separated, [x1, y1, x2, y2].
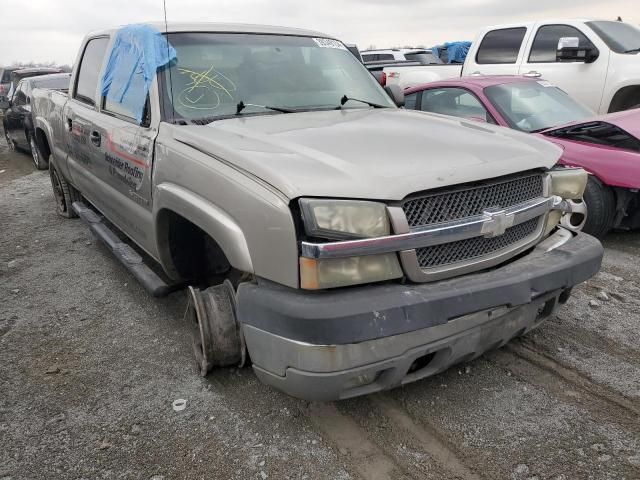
[403, 173, 544, 228]
[415, 217, 540, 269]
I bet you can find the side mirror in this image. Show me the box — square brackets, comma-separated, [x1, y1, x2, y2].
[384, 84, 405, 107]
[556, 37, 598, 63]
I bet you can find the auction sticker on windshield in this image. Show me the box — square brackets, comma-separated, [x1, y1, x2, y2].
[313, 38, 347, 50]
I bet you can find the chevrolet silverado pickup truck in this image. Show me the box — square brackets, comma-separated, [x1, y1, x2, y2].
[382, 19, 640, 114]
[32, 22, 603, 401]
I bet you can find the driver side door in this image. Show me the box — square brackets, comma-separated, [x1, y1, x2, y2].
[519, 23, 608, 112]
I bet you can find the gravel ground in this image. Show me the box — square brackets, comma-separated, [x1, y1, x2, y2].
[1, 131, 639, 480]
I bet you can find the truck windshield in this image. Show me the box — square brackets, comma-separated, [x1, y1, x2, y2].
[485, 81, 594, 133]
[586, 21, 640, 54]
[160, 32, 395, 123]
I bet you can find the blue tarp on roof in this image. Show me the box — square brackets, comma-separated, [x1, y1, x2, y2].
[432, 41, 472, 64]
[101, 24, 176, 123]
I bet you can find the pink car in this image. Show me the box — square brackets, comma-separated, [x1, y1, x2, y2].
[405, 76, 640, 238]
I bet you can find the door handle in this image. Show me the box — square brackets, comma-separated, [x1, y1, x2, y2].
[67, 118, 73, 132]
[523, 71, 542, 78]
[90, 131, 101, 147]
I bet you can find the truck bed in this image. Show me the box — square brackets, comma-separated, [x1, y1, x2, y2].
[382, 63, 463, 89]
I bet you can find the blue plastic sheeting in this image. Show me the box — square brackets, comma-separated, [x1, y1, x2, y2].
[431, 41, 472, 64]
[101, 25, 176, 123]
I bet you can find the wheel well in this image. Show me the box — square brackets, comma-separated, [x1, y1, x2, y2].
[608, 85, 640, 113]
[157, 209, 234, 287]
[35, 128, 51, 160]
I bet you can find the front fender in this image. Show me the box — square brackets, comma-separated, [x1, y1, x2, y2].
[153, 183, 253, 278]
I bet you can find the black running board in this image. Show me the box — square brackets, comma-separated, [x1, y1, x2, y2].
[72, 201, 183, 297]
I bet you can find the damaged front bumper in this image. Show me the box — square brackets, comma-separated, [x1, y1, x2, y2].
[236, 229, 603, 401]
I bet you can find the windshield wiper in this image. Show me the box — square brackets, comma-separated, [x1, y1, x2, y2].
[340, 95, 387, 109]
[624, 47, 640, 54]
[236, 101, 295, 114]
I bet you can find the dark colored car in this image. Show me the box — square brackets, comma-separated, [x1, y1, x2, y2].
[4, 67, 64, 104]
[3, 73, 70, 169]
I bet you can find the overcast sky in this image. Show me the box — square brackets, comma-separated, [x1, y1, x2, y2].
[0, 0, 638, 65]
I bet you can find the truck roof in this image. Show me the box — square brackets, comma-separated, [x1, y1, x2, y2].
[482, 19, 596, 30]
[86, 22, 335, 40]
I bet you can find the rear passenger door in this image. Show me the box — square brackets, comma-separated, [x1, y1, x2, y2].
[64, 36, 110, 207]
[467, 27, 530, 76]
[519, 23, 608, 112]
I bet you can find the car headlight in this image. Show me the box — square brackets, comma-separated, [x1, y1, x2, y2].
[298, 198, 401, 289]
[545, 168, 588, 235]
[299, 199, 390, 239]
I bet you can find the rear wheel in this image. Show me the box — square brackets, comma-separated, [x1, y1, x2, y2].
[582, 176, 615, 239]
[28, 133, 48, 170]
[49, 159, 79, 218]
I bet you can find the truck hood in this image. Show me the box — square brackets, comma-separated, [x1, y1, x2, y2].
[172, 108, 562, 200]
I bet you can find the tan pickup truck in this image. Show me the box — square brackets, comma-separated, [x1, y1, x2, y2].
[31, 22, 603, 401]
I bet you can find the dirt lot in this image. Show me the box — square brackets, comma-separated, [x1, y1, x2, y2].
[1, 129, 639, 480]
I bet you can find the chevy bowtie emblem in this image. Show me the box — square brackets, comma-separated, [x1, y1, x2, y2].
[481, 207, 515, 237]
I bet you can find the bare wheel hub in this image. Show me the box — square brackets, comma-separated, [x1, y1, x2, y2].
[186, 281, 245, 376]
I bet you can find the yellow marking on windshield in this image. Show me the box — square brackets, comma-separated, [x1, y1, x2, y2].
[177, 65, 237, 110]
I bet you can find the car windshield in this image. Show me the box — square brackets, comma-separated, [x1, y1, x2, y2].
[484, 81, 594, 132]
[160, 32, 395, 122]
[587, 21, 640, 53]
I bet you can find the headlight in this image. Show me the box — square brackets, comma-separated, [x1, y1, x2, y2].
[299, 199, 390, 239]
[298, 198, 401, 289]
[300, 254, 402, 290]
[549, 168, 588, 200]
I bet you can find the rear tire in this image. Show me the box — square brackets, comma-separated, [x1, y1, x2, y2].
[582, 176, 615, 239]
[49, 159, 79, 218]
[28, 133, 48, 170]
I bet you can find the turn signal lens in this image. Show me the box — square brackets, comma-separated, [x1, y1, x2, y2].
[300, 253, 402, 290]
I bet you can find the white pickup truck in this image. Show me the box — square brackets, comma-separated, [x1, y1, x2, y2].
[383, 19, 640, 114]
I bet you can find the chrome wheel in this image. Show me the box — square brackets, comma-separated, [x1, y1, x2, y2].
[560, 198, 588, 232]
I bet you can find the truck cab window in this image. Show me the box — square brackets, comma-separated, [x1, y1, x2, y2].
[476, 28, 526, 64]
[74, 37, 110, 106]
[529, 25, 595, 63]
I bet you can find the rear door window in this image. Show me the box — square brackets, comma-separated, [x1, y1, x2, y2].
[529, 25, 595, 63]
[476, 28, 527, 64]
[74, 37, 110, 106]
